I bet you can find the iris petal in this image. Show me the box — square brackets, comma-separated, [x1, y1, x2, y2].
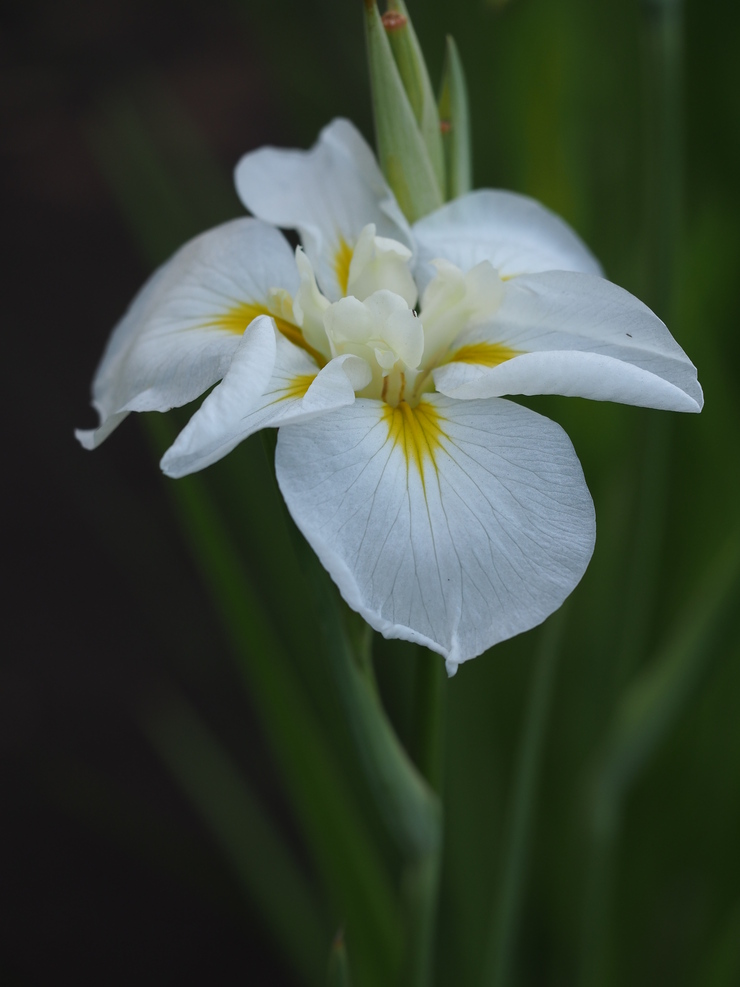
[435, 271, 703, 412]
[235, 119, 412, 301]
[276, 394, 595, 669]
[76, 219, 299, 448]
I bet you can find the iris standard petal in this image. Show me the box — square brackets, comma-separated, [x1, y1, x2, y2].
[434, 271, 703, 412]
[76, 219, 300, 449]
[412, 189, 603, 293]
[234, 119, 412, 302]
[161, 318, 371, 478]
[276, 394, 595, 672]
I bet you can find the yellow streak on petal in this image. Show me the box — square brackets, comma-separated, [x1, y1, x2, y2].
[201, 302, 326, 366]
[279, 375, 315, 402]
[450, 341, 520, 367]
[334, 237, 353, 296]
[383, 399, 447, 488]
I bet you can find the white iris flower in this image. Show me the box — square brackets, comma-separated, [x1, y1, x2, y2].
[77, 119, 702, 674]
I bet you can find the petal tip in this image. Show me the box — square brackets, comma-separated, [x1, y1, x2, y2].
[74, 427, 96, 450]
[74, 410, 129, 450]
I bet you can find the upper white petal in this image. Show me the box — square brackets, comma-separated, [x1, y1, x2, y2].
[76, 218, 299, 448]
[434, 271, 703, 412]
[346, 224, 418, 309]
[275, 394, 595, 669]
[412, 189, 603, 294]
[234, 119, 412, 301]
[161, 317, 371, 478]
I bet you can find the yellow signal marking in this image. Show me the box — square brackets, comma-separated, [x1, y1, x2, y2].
[334, 237, 353, 296]
[383, 399, 447, 484]
[200, 302, 325, 366]
[278, 375, 314, 402]
[449, 341, 519, 367]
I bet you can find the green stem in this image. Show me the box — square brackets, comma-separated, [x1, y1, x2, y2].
[413, 648, 447, 796]
[642, 0, 683, 323]
[262, 430, 443, 987]
[147, 418, 401, 984]
[327, 929, 353, 987]
[617, 0, 684, 684]
[403, 651, 446, 987]
[401, 850, 442, 987]
[581, 6, 685, 982]
[306, 539, 442, 862]
[578, 791, 620, 987]
[345, 605, 380, 697]
[145, 694, 326, 981]
[615, 414, 672, 683]
[483, 614, 564, 987]
[580, 526, 740, 987]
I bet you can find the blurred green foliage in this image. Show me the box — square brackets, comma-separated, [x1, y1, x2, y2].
[80, 0, 740, 985]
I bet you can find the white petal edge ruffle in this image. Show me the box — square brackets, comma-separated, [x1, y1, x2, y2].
[235, 119, 412, 302]
[76, 219, 300, 449]
[435, 271, 703, 412]
[161, 317, 371, 478]
[276, 394, 596, 672]
[412, 189, 603, 294]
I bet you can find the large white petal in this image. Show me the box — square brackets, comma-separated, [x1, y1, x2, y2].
[434, 271, 703, 412]
[76, 219, 299, 449]
[234, 119, 412, 302]
[412, 189, 602, 293]
[276, 394, 595, 672]
[161, 317, 371, 478]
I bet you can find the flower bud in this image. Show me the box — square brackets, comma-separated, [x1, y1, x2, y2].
[363, 0, 444, 222]
[383, 0, 446, 195]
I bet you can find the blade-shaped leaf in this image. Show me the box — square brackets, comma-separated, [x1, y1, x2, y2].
[384, 0, 446, 195]
[146, 694, 326, 983]
[596, 526, 740, 806]
[438, 35, 472, 199]
[364, 0, 443, 221]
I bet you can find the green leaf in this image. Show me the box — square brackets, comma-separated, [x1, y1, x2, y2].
[384, 0, 446, 196]
[595, 525, 740, 809]
[146, 415, 403, 987]
[363, 0, 444, 221]
[438, 35, 473, 199]
[694, 900, 740, 987]
[265, 428, 441, 864]
[483, 613, 564, 987]
[263, 429, 442, 987]
[327, 929, 353, 987]
[145, 694, 326, 983]
[579, 531, 740, 987]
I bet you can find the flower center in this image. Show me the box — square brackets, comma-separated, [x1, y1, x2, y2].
[324, 289, 423, 405]
[274, 224, 506, 406]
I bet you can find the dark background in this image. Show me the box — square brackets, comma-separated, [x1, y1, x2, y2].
[3, 0, 740, 985]
[4, 2, 301, 982]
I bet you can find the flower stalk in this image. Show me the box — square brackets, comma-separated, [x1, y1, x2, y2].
[263, 427, 442, 985]
[484, 613, 564, 987]
[413, 650, 446, 796]
[263, 432, 441, 863]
